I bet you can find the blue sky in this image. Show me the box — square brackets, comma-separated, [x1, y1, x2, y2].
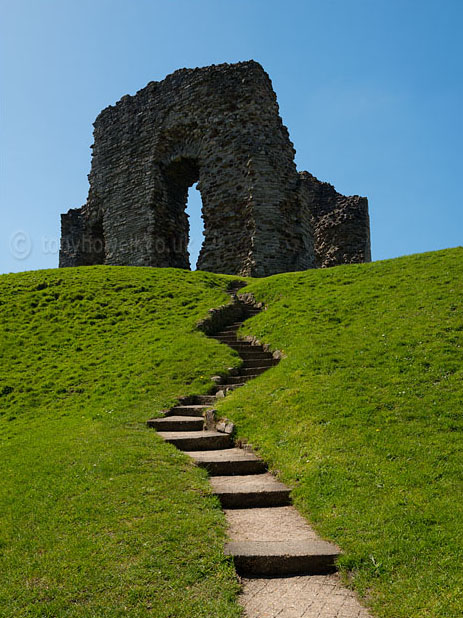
[1, 0, 462, 274]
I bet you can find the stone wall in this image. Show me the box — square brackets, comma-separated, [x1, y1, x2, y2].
[60, 61, 371, 275]
[298, 172, 371, 267]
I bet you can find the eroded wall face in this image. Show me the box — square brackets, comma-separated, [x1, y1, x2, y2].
[59, 61, 370, 275]
[60, 61, 313, 276]
[299, 172, 371, 268]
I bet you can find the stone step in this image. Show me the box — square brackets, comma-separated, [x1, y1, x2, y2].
[224, 506, 320, 542]
[186, 448, 267, 476]
[147, 415, 203, 431]
[210, 473, 291, 508]
[166, 405, 208, 417]
[240, 366, 271, 376]
[227, 343, 255, 352]
[241, 358, 276, 368]
[225, 540, 339, 575]
[157, 430, 232, 451]
[239, 351, 274, 360]
[222, 374, 257, 384]
[192, 395, 217, 405]
[215, 383, 246, 393]
[214, 336, 240, 343]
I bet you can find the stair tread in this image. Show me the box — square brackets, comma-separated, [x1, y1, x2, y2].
[225, 539, 339, 557]
[171, 405, 209, 410]
[186, 448, 262, 463]
[242, 360, 274, 365]
[158, 430, 225, 439]
[151, 415, 202, 423]
[192, 396, 216, 404]
[224, 375, 256, 384]
[224, 506, 319, 542]
[167, 405, 208, 417]
[217, 383, 245, 390]
[157, 430, 232, 451]
[211, 473, 289, 494]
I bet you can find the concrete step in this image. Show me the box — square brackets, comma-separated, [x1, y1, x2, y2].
[240, 366, 271, 376]
[157, 430, 232, 451]
[210, 473, 291, 508]
[147, 415, 203, 431]
[215, 383, 246, 393]
[214, 336, 240, 343]
[192, 395, 216, 405]
[186, 448, 267, 476]
[224, 506, 320, 542]
[228, 343, 255, 352]
[233, 344, 266, 352]
[223, 375, 257, 384]
[166, 405, 208, 417]
[241, 358, 276, 368]
[225, 540, 339, 575]
[217, 325, 242, 332]
[239, 351, 274, 360]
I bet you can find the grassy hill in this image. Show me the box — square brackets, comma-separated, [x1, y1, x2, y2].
[219, 247, 463, 618]
[0, 267, 243, 617]
[1, 248, 462, 617]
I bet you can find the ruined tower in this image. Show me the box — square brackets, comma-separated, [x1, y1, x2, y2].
[59, 61, 370, 276]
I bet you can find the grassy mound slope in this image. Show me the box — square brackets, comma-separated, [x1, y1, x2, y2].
[0, 266, 243, 617]
[218, 248, 463, 618]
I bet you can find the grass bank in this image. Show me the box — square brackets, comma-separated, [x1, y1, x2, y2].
[0, 266, 243, 617]
[218, 247, 463, 618]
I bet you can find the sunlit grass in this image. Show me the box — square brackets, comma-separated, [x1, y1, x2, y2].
[0, 266, 243, 617]
[2, 249, 462, 617]
[218, 247, 463, 618]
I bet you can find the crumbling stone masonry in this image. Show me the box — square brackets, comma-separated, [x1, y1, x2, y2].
[59, 61, 370, 276]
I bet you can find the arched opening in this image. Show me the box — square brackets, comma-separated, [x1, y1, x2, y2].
[161, 157, 203, 270]
[185, 182, 205, 270]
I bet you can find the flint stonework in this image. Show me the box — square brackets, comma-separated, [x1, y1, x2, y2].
[59, 61, 371, 276]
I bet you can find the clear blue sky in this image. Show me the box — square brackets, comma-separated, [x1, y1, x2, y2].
[1, 0, 462, 274]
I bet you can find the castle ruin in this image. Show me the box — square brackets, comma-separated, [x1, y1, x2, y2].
[59, 61, 371, 276]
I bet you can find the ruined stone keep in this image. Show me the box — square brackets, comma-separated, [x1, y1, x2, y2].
[59, 61, 371, 276]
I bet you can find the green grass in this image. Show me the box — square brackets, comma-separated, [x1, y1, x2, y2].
[2, 249, 463, 617]
[0, 266, 244, 617]
[217, 247, 463, 618]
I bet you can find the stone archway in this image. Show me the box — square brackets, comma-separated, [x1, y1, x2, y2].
[159, 156, 200, 270]
[59, 61, 370, 275]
